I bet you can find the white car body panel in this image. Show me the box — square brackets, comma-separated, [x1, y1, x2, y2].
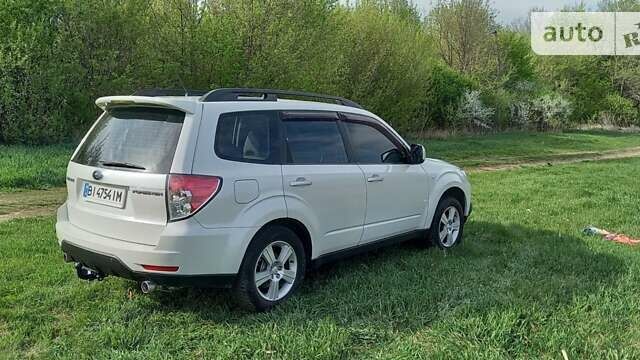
[282, 164, 366, 256]
[66, 161, 168, 246]
[56, 204, 254, 274]
[358, 163, 430, 243]
[56, 95, 471, 283]
[190, 104, 286, 229]
[420, 159, 472, 228]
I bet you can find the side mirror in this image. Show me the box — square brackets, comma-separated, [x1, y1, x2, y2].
[381, 148, 404, 163]
[409, 144, 426, 164]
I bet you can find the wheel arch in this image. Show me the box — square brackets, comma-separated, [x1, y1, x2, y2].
[250, 218, 313, 264]
[440, 187, 466, 213]
[423, 185, 468, 230]
[423, 171, 470, 229]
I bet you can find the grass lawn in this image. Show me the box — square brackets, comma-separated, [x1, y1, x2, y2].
[2, 157, 640, 358]
[0, 144, 74, 192]
[421, 130, 640, 168]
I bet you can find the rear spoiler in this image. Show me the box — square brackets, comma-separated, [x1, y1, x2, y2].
[95, 96, 198, 114]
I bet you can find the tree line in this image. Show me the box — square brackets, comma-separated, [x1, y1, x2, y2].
[1, 0, 639, 144]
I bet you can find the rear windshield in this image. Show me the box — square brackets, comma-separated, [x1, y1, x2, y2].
[72, 107, 185, 173]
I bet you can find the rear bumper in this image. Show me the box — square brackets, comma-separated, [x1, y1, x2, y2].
[55, 203, 257, 287]
[61, 240, 235, 287]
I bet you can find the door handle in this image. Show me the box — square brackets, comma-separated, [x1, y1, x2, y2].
[367, 174, 384, 182]
[290, 177, 312, 187]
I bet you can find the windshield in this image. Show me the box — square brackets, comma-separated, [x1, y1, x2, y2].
[72, 107, 185, 173]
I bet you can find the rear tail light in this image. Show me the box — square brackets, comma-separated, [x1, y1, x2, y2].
[167, 174, 221, 221]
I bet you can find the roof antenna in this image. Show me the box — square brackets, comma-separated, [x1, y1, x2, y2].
[176, 74, 188, 97]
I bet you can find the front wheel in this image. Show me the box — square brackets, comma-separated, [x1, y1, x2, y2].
[428, 197, 465, 249]
[234, 225, 306, 311]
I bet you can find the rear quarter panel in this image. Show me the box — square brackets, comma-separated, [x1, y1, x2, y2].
[191, 104, 287, 230]
[171, 105, 203, 174]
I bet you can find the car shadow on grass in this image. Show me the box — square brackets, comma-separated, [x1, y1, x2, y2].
[149, 220, 626, 328]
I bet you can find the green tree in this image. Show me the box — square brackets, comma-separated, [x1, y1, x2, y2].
[427, 0, 497, 74]
[333, 1, 435, 132]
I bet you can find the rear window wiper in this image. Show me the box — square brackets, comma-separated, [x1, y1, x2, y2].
[99, 161, 146, 170]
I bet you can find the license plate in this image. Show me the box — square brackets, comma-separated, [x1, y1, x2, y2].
[82, 181, 126, 208]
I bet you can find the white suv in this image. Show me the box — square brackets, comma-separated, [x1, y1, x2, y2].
[56, 88, 472, 311]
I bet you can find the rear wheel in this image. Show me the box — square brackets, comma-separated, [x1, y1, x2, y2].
[428, 197, 464, 249]
[234, 225, 306, 311]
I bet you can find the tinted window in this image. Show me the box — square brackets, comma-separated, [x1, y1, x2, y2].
[72, 107, 184, 173]
[215, 111, 280, 164]
[345, 121, 405, 164]
[284, 120, 348, 164]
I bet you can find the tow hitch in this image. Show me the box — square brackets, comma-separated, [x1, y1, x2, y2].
[75, 263, 104, 281]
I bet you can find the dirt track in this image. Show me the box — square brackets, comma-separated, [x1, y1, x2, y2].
[0, 188, 67, 223]
[467, 146, 640, 172]
[2, 146, 640, 223]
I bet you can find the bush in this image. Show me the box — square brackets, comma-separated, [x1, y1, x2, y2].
[455, 90, 495, 130]
[0, 0, 155, 144]
[0, 0, 69, 144]
[497, 31, 536, 87]
[597, 94, 639, 127]
[502, 81, 543, 129]
[536, 55, 610, 124]
[481, 88, 514, 130]
[333, 2, 435, 133]
[529, 93, 573, 131]
[510, 100, 532, 128]
[421, 63, 476, 130]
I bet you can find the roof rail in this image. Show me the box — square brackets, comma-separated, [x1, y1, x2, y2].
[201, 88, 363, 109]
[133, 88, 208, 97]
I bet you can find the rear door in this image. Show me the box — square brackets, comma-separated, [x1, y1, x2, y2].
[281, 111, 366, 255]
[66, 106, 192, 246]
[341, 113, 429, 244]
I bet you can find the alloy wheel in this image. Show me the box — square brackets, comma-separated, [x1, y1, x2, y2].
[254, 241, 298, 301]
[438, 206, 461, 248]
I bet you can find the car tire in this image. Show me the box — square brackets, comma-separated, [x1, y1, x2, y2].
[234, 225, 306, 311]
[427, 197, 465, 249]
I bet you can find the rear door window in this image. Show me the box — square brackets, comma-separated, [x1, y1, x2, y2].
[214, 111, 280, 164]
[282, 112, 348, 164]
[72, 107, 185, 173]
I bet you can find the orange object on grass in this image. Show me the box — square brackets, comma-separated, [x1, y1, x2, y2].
[603, 233, 640, 245]
[583, 226, 640, 246]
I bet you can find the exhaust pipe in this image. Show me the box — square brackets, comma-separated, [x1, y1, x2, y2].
[63, 252, 74, 263]
[140, 280, 157, 294]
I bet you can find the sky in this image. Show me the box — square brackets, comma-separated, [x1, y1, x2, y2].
[415, 0, 600, 24]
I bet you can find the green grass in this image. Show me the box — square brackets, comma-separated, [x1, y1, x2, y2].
[2, 158, 640, 358]
[0, 144, 74, 192]
[420, 130, 640, 168]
